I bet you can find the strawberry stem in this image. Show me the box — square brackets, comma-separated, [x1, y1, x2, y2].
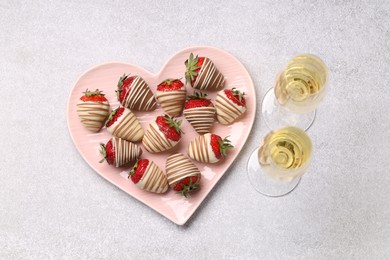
[116, 74, 130, 100]
[177, 178, 200, 198]
[99, 143, 107, 163]
[187, 91, 208, 100]
[219, 136, 234, 157]
[105, 107, 119, 126]
[185, 53, 201, 84]
[83, 89, 104, 97]
[231, 88, 245, 102]
[164, 114, 184, 134]
[163, 78, 183, 86]
[128, 160, 139, 178]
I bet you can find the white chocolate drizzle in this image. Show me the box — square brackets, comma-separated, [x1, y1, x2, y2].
[192, 58, 225, 90]
[106, 107, 144, 142]
[122, 76, 157, 111]
[136, 161, 169, 193]
[215, 90, 247, 124]
[183, 106, 216, 134]
[166, 153, 201, 187]
[111, 137, 142, 167]
[142, 121, 179, 153]
[187, 133, 219, 163]
[156, 87, 186, 116]
[77, 101, 109, 132]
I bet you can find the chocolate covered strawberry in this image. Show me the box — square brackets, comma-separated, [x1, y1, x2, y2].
[76, 89, 110, 132]
[215, 88, 247, 124]
[116, 74, 157, 111]
[183, 91, 216, 134]
[128, 159, 169, 193]
[156, 79, 186, 117]
[185, 53, 225, 90]
[188, 133, 233, 163]
[99, 137, 142, 167]
[106, 106, 144, 142]
[166, 153, 201, 197]
[142, 115, 183, 153]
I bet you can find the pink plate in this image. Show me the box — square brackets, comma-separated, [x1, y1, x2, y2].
[67, 46, 256, 225]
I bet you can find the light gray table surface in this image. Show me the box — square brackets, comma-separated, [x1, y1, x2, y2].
[1, 1, 389, 259]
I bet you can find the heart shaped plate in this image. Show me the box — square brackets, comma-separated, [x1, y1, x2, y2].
[67, 46, 256, 225]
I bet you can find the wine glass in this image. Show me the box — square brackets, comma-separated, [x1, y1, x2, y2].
[247, 126, 312, 197]
[262, 54, 328, 131]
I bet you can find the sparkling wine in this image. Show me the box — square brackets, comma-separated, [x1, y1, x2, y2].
[258, 126, 312, 181]
[274, 54, 328, 113]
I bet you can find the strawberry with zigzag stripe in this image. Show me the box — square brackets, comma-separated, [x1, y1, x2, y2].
[183, 91, 216, 134]
[185, 53, 225, 90]
[99, 137, 142, 167]
[116, 74, 157, 111]
[166, 153, 201, 197]
[105, 106, 144, 142]
[156, 78, 186, 117]
[215, 88, 247, 124]
[187, 133, 233, 163]
[142, 114, 183, 153]
[76, 89, 110, 132]
[128, 159, 169, 193]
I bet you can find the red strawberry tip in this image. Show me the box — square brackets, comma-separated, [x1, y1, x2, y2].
[116, 73, 131, 100]
[80, 89, 108, 102]
[128, 160, 139, 177]
[164, 114, 184, 135]
[211, 134, 234, 159]
[164, 78, 182, 85]
[225, 88, 246, 106]
[157, 78, 184, 91]
[231, 88, 246, 102]
[106, 108, 118, 126]
[99, 140, 115, 165]
[174, 176, 201, 197]
[156, 115, 183, 141]
[105, 107, 124, 127]
[128, 159, 149, 184]
[184, 91, 213, 109]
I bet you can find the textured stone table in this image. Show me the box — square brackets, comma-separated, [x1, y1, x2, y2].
[1, 1, 389, 259]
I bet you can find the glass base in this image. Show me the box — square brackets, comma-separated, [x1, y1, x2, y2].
[261, 88, 316, 131]
[247, 148, 301, 197]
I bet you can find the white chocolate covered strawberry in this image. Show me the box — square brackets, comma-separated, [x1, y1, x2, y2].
[156, 79, 186, 117]
[187, 133, 233, 163]
[116, 74, 157, 111]
[166, 153, 201, 197]
[105, 107, 144, 142]
[183, 91, 216, 134]
[185, 53, 225, 90]
[99, 137, 142, 167]
[215, 88, 247, 124]
[76, 89, 110, 132]
[128, 159, 169, 193]
[142, 115, 183, 153]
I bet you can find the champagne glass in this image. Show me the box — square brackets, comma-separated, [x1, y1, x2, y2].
[262, 54, 328, 131]
[247, 126, 312, 197]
